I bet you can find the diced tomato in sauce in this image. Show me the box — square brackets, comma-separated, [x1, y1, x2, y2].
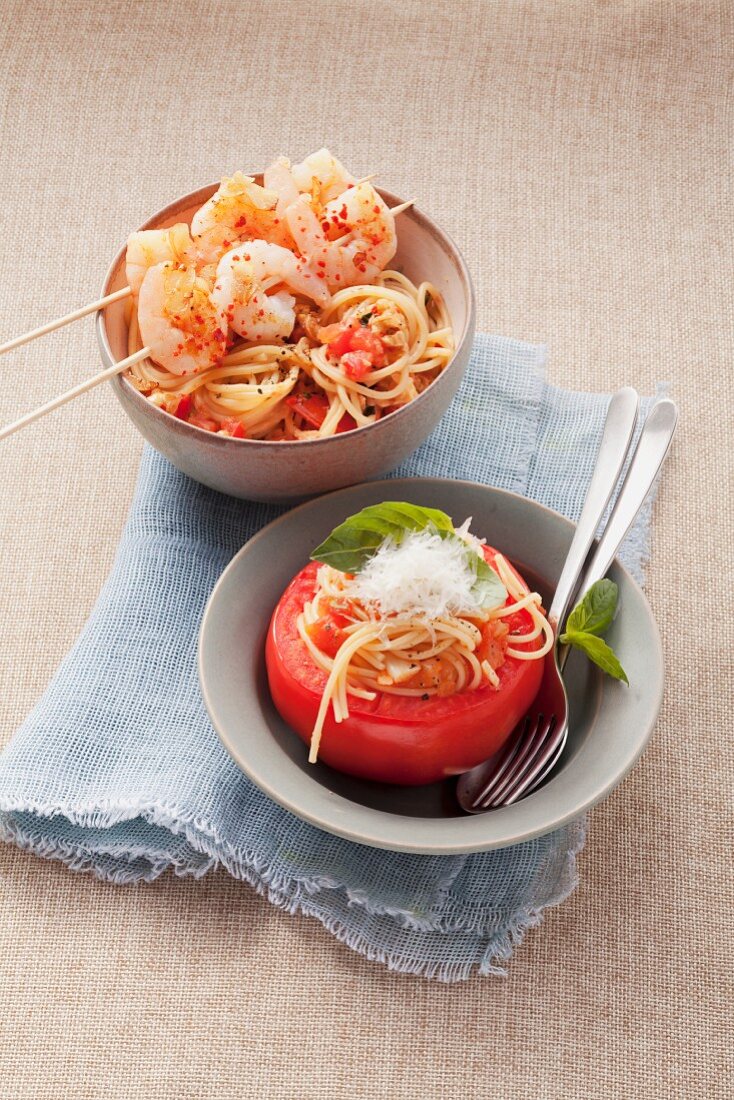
[285, 393, 330, 429]
[336, 412, 357, 433]
[477, 620, 509, 669]
[306, 614, 350, 658]
[341, 351, 372, 380]
[406, 657, 457, 698]
[322, 320, 387, 371]
[189, 415, 219, 432]
[173, 394, 192, 420]
[286, 393, 358, 434]
[326, 325, 356, 359]
[219, 417, 246, 438]
[348, 327, 386, 366]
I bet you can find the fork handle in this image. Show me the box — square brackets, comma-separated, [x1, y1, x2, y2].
[548, 387, 640, 629]
[573, 397, 678, 593]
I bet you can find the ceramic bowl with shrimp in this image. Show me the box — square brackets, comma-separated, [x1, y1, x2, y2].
[96, 174, 475, 503]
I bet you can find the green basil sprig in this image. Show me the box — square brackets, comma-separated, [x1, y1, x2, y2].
[560, 579, 628, 684]
[310, 502, 507, 609]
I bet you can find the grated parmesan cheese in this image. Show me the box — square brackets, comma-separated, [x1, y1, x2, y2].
[349, 528, 488, 619]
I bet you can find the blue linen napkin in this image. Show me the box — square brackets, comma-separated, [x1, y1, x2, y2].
[0, 335, 660, 981]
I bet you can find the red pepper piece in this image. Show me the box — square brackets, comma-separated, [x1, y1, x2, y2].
[173, 394, 192, 420]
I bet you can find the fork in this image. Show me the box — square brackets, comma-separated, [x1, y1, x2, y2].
[456, 391, 678, 814]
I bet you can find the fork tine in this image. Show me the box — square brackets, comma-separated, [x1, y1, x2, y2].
[470, 717, 529, 806]
[501, 717, 567, 805]
[481, 712, 550, 809]
[516, 723, 569, 801]
[485, 714, 552, 807]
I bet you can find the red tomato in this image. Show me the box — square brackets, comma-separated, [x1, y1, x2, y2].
[348, 327, 386, 366]
[341, 351, 372, 380]
[326, 325, 356, 359]
[265, 546, 545, 785]
[324, 321, 386, 369]
[285, 393, 330, 429]
[306, 614, 350, 658]
[189, 415, 219, 432]
[219, 417, 245, 438]
[173, 394, 192, 420]
[336, 412, 357, 433]
[286, 395, 357, 434]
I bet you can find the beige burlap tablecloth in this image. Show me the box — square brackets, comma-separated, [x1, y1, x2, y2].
[0, 2, 731, 1096]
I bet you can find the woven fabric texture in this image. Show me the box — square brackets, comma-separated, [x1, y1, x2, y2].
[1, 335, 650, 981]
[0, 0, 731, 1096]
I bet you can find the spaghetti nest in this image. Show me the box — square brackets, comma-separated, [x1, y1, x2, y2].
[297, 554, 554, 763]
[126, 270, 453, 440]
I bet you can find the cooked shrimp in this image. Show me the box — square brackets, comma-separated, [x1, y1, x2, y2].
[291, 148, 354, 205]
[264, 148, 354, 217]
[263, 156, 300, 218]
[191, 172, 291, 247]
[126, 224, 192, 295]
[185, 224, 244, 282]
[137, 262, 227, 376]
[211, 240, 329, 343]
[286, 182, 396, 290]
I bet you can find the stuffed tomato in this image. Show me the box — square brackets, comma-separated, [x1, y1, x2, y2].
[265, 503, 551, 786]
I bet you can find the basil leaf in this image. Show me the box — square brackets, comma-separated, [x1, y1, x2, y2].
[369, 502, 455, 534]
[559, 630, 629, 684]
[565, 579, 618, 637]
[310, 502, 454, 573]
[464, 547, 508, 608]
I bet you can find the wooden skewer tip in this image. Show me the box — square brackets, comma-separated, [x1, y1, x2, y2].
[0, 345, 148, 443]
[0, 285, 132, 358]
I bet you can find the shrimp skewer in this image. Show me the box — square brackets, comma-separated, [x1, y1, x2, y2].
[291, 148, 355, 203]
[264, 148, 356, 218]
[211, 240, 329, 344]
[0, 139, 430, 446]
[191, 172, 292, 249]
[126, 224, 193, 295]
[137, 262, 227, 376]
[0, 150, 412, 364]
[133, 237, 322, 377]
[287, 182, 397, 291]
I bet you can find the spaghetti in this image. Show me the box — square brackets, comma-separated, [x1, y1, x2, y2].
[126, 269, 453, 439]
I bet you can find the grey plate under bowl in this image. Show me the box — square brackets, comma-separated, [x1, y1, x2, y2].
[198, 478, 664, 853]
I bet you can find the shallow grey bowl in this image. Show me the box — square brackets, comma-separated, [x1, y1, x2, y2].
[96, 181, 475, 502]
[199, 478, 664, 854]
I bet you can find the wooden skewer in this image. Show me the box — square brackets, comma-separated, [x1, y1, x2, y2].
[0, 347, 149, 442]
[353, 173, 378, 186]
[0, 196, 412, 364]
[0, 286, 132, 358]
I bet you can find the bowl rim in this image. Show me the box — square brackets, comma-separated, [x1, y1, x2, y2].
[95, 179, 476, 449]
[198, 476, 665, 854]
